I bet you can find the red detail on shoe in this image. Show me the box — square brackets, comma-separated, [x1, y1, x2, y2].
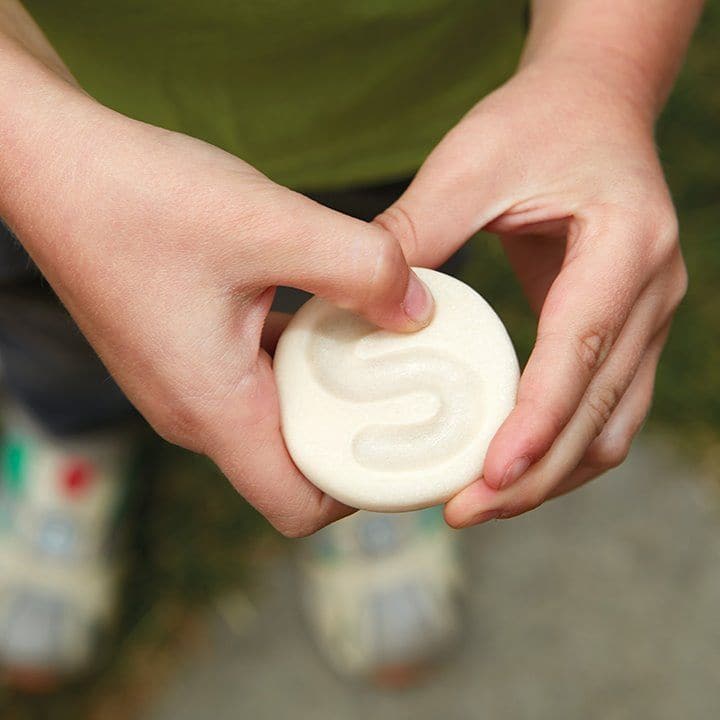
[61, 460, 95, 497]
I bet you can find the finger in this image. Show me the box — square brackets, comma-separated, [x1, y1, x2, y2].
[372, 131, 512, 267]
[495, 313, 668, 517]
[548, 324, 667, 499]
[262, 191, 434, 333]
[501, 233, 566, 316]
[482, 216, 658, 491]
[261, 311, 291, 356]
[205, 353, 355, 537]
[445, 315, 670, 528]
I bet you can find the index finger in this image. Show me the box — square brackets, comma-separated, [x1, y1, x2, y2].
[482, 217, 649, 491]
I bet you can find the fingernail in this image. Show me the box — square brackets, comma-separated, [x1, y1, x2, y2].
[402, 272, 435, 327]
[499, 456, 531, 490]
[456, 508, 502, 529]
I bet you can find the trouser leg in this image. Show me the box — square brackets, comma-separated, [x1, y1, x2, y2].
[0, 220, 135, 436]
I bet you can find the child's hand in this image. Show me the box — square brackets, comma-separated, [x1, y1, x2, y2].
[375, 60, 688, 526]
[3, 91, 433, 537]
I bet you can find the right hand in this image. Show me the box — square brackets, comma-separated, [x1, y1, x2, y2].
[4, 100, 434, 536]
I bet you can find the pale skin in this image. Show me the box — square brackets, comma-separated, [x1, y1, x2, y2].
[0, 0, 703, 535]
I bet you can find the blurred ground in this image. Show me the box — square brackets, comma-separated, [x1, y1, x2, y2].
[142, 437, 720, 720]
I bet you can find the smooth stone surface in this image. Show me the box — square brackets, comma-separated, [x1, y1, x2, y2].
[274, 268, 519, 511]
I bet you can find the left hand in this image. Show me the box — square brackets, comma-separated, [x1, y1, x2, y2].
[374, 60, 688, 527]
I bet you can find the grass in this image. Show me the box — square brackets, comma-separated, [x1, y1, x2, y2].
[2, 4, 719, 718]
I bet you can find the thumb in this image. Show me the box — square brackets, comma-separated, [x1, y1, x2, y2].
[265, 191, 435, 332]
[373, 142, 510, 268]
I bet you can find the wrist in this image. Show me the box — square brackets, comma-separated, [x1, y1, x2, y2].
[0, 1, 77, 85]
[0, 40, 104, 228]
[520, 1, 704, 127]
[514, 53, 658, 133]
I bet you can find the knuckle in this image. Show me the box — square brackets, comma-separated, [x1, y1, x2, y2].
[655, 252, 688, 326]
[585, 384, 622, 436]
[575, 329, 611, 373]
[657, 206, 680, 245]
[365, 231, 405, 306]
[269, 491, 329, 538]
[374, 204, 419, 261]
[645, 204, 680, 264]
[533, 324, 613, 384]
[500, 491, 546, 520]
[671, 256, 689, 307]
[272, 513, 323, 539]
[586, 433, 632, 470]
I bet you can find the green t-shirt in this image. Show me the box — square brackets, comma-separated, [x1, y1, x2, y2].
[24, 1, 524, 190]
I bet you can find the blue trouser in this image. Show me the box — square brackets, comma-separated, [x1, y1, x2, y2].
[0, 223, 134, 435]
[0, 180, 464, 437]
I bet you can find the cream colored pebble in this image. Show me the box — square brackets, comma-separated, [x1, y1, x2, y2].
[274, 268, 519, 512]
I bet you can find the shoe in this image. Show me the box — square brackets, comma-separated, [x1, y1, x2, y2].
[0, 408, 134, 691]
[298, 507, 463, 685]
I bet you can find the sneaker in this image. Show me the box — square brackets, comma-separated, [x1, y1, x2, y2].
[298, 507, 463, 685]
[0, 409, 135, 690]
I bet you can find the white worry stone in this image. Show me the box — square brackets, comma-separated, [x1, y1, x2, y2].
[274, 268, 520, 512]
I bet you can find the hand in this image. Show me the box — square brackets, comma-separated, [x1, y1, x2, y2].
[5, 100, 434, 537]
[375, 60, 688, 526]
